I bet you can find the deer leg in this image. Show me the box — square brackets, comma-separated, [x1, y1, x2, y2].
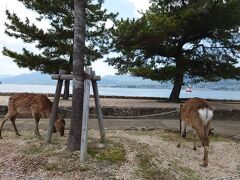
[193, 129, 197, 151]
[35, 118, 40, 136]
[182, 124, 187, 138]
[177, 121, 186, 147]
[33, 113, 41, 136]
[52, 125, 57, 133]
[0, 114, 12, 139]
[198, 132, 209, 167]
[10, 116, 21, 136]
[201, 145, 209, 167]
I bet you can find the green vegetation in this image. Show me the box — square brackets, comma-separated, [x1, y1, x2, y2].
[172, 161, 200, 180]
[108, 0, 240, 101]
[0, 162, 3, 169]
[44, 163, 59, 171]
[237, 165, 240, 172]
[136, 146, 199, 180]
[17, 134, 125, 174]
[2, 0, 116, 99]
[135, 145, 174, 180]
[209, 134, 229, 142]
[3, 0, 116, 74]
[22, 143, 45, 155]
[1, 129, 238, 179]
[88, 141, 126, 163]
[136, 152, 161, 180]
[130, 129, 230, 143]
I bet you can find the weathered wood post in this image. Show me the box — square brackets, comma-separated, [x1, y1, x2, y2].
[92, 71, 106, 143]
[80, 67, 91, 162]
[47, 68, 105, 161]
[46, 70, 65, 143]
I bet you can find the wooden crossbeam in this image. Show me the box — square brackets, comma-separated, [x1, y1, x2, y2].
[51, 73, 101, 81]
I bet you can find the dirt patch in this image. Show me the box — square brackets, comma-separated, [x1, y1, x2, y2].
[0, 129, 239, 180]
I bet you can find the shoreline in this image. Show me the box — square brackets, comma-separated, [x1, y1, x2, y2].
[0, 92, 240, 103]
[0, 94, 240, 121]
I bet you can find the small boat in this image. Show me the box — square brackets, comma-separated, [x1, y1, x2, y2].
[186, 87, 192, 92]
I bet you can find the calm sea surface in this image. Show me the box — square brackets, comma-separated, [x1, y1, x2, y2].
[0, 84, 240, 100]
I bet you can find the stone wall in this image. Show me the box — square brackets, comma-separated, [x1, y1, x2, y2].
[1, 105, 239, 121]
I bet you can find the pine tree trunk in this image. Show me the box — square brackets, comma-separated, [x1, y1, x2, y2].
[63, 80, 70, 100]
[68, 0, 86, 151]
[63, 54, 73, 100]
[169, 55, 184, 102]
[169, 72, 183, 102]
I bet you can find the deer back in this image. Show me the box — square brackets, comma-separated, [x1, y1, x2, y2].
[181, 98, 213, 130]
[8, 93, 52, 117]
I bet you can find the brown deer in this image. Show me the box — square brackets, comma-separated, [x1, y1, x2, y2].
[177, 98, 213, 167]
[0, 93, 65, 139]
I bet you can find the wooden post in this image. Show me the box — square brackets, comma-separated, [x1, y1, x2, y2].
[80, 67, 91, 162]
[46, 70, 65, 143]
[92, 71, 106, 143]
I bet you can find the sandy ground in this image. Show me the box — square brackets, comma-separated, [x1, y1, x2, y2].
[107, 130, 240, 180]
[1, 96, 240, 110]
[0, 96, 240, 179]
[0, 129, 239, 180]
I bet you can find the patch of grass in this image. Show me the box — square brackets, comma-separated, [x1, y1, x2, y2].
[20, 133, 89, 173]
[130, 129, 229, 143]
[158, 131, 181, 142]
[22, 142, 89, 173]
[209, 134, 229, 142]
[237, 165, 240, 172]
[136, 152, 157, 180]
[22, 143, 44, 155]
[45, 149, 86, 173]
[0, 161, 3, 169]
[88, 141, 125, 163]
[160, 130, 229, 143]
[22, 137, 67, 157]
[169, 160, 199, 180]
[44, 163, 59, 171]
[135, 145, 174, 180]
[177, 166, 200, 180]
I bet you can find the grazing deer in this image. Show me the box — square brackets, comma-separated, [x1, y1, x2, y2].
[177, 98, 213, 167]
[0, 93, 65, 139]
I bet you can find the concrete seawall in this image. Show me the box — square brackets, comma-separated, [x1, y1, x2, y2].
[0, 94, 239, 121]
[1, 105, 240, 121]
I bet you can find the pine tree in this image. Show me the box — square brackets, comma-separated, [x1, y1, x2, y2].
[3, 0, 116, 99]
[108, 0, 240, 101]
[68, 0, 86, 151]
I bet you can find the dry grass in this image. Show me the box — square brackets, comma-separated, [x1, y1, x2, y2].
[0, 129, 239, 180]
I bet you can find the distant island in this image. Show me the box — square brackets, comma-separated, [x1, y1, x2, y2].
[0, 72, 239, 91]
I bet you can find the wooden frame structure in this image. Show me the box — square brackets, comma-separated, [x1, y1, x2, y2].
[45, 68, 106, 162]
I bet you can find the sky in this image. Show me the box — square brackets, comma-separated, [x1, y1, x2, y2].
[0, 0, 150, 76]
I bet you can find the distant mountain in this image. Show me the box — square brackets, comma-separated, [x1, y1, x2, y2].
[100, 75, 240, 91]
[0, 75, 13, 79]
[0, 72, 54, 85]
[0, 72, 239, 91]
[100, 75, 172, 88]
[194, 79, 240, 91]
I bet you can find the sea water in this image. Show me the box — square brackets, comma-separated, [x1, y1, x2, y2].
[0, 84, 239, 100]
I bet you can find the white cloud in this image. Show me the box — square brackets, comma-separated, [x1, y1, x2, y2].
[0, 0, 116, 76]
[0, 0, 34, 75]
[127, 0, 151, 17]
[91, 59, 117, 76]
